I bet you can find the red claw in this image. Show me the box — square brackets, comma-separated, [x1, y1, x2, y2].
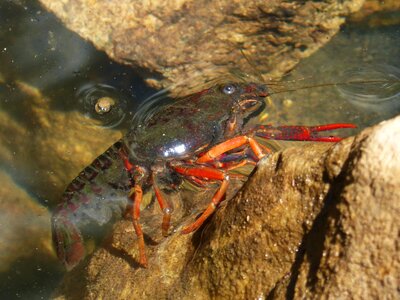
[305, 123, 357, 142]
[255, 123, 356, 143]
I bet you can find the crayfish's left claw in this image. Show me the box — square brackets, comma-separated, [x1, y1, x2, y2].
[255, 123, 356, 143]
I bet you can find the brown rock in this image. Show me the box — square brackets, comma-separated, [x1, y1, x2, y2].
[52, 116, 399, 299]
[290, 116, 400, 299]
[38, 0, 365, 95]
[350, 0, 400, 26]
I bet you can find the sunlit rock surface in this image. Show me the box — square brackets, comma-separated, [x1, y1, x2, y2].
[38, 0, 365, 95]
[53, 116, 399, 299]
[350, 0, 400, 25]
[288, 116, 400, 299]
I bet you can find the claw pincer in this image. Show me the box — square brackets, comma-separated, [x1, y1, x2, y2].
[52, 82, 355, 269]
[255, 123, 357, 142]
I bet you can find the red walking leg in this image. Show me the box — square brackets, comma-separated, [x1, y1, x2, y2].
[130, 184, 147, 267]
[120, 148, 148, 267]
[196, 135, 268, 164]
[152, 174, 172, 237]
[172, 164, 230, 233]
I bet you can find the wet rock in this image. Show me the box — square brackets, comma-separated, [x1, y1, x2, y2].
[38, 0, 365, 95]
[350, 0, 400, 26]
[288, 116, 400, 299]
[0, 81, 122, 203]
[52, 116, 399, 298]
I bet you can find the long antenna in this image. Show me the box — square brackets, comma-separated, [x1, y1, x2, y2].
[268, 79, 400, 95]
[238, 49, 400, 95]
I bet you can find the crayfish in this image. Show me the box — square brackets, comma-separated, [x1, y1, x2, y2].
[51, 82, 355, 269]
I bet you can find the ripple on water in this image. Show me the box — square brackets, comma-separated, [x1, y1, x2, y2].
[77, 83, 128, 128]
[336, 64, 400, 115]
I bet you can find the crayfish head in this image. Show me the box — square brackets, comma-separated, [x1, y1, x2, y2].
[220, 82, 268, 126]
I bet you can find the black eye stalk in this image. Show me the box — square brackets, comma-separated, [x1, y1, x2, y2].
[222, 84, 236, 95]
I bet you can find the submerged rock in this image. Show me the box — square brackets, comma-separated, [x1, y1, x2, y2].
[38, 0, 365, 95]
[52, 116, 399, 298]
[0, 170, 53, 272]
[350, 0, 400, 26]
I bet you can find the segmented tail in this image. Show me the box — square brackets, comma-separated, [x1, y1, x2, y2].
[51, 140, 132, 270]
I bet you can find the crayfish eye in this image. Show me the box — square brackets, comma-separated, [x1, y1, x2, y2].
[222, 84, 236, 95]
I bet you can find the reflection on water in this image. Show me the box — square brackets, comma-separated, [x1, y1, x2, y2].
[76, 83, 129, 128]
[0, 1, 399, 299]
[337, 64, 400, 114]
[264, 23, 400, 128]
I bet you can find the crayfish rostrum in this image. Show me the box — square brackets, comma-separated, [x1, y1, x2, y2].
[51, 82, 355, 269]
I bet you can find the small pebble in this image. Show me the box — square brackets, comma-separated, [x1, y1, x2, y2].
[283, 99, 293, 108]
[95, 97, 115, 114]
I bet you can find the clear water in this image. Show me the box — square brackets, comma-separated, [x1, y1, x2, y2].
[0, 1, 399, 299]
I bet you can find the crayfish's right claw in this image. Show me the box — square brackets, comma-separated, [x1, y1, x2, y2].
[306, 123, 357, 142]
[51, 215, 85, 271]
[255, 123, 357, 143]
